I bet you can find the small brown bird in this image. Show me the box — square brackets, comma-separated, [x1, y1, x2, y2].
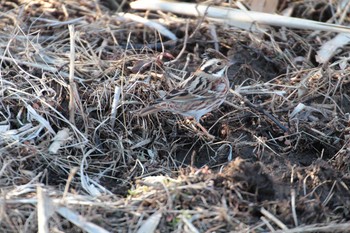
[139, 57, 231, 137]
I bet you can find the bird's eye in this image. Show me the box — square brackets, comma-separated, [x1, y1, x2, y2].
[216, 61, 222, 66]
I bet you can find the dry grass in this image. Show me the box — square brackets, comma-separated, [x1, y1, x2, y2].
[1, 0, 350, 232]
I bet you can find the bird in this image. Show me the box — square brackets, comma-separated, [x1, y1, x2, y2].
[138, 57, 231, 137]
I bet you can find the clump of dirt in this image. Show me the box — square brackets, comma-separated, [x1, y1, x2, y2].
[215, 158, 275, 201]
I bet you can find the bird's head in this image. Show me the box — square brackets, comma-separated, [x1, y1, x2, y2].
[199, 58, 230, 78]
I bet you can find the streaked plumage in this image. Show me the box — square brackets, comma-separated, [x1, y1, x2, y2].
[139, 58, 230, 122]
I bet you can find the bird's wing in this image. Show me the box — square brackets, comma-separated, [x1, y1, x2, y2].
[156, 89, 212, 104]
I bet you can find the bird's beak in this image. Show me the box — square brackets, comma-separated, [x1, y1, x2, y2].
[228, 59, 237, 66]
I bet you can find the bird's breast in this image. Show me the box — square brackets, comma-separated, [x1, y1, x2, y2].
[211, 78, 229, 94]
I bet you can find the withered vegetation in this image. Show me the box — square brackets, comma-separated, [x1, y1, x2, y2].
[0, 0, 350, 232]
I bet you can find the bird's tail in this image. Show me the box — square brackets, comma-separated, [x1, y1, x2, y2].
[137, 105, 161, 116]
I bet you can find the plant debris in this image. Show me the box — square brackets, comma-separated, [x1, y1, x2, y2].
[1, 0, 350, 232]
